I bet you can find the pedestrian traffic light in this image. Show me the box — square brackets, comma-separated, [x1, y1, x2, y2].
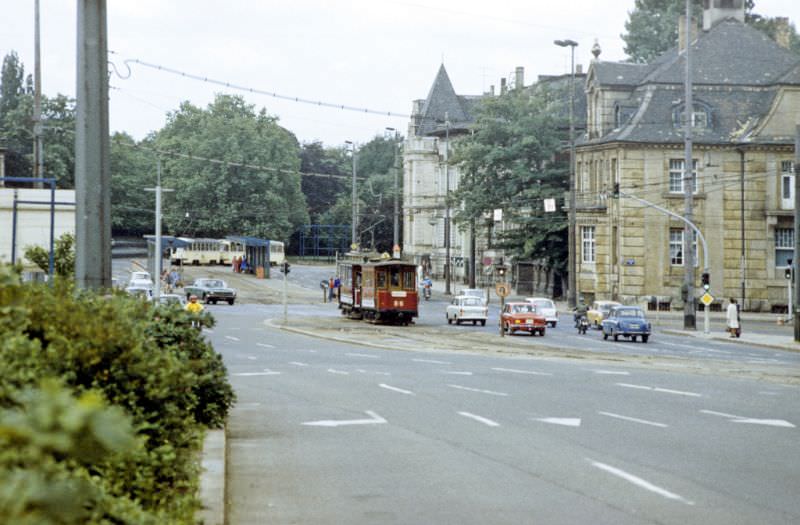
[281, 262, 291, 274]
[701, 271, 710, 290]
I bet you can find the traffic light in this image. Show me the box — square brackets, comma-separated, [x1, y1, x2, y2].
[786, 259, 793, 281]
[701, 271, 710, 290]
[281, 262, 291, 274]
[613, 182, 620, 197]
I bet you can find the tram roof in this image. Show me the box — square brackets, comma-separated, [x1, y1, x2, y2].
[225, 235, 272, 248]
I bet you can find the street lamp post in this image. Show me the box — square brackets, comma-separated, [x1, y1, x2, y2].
[345, 140, 358, 249]
[385, 127, 401, 252]
[554, 38, 578, 308]
[444, 112, 452, 295]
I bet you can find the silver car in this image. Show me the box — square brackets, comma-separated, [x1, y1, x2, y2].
[526, 297, 558, 327]
[446, 296, 488, 326]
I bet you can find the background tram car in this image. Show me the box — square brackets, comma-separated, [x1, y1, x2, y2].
[171, 238, 227, 265]
[268, 240, 285, 266]
[337, 258, 418, 325]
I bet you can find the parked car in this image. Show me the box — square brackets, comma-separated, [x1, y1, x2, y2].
[131, 271, 151, 281]
[460, 288, 487, 305]
[587, 300, 622, 328]
[446, 296, 488, 326]
[184, 278, 237, 305]
[501, 302, 547, 336]
[601, 306, 651, 343]
[156, 293, 187, 307]
[125, 286, 152, 299]
[525, 297, 558, 327]
[128, 271, 153, 290]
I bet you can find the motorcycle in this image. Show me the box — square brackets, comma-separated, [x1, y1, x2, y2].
[576, 314, 589, 334]
[423, 284, 431, 300]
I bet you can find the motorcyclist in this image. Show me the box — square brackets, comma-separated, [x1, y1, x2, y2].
[421, 277, 433, 299]
[573, 300, 588, 326]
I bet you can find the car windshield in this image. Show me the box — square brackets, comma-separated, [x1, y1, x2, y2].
[200, 280, 224, 287]
[513, 304, 534, 313]
[600, 304, 617, 313]
[532, 299, 554, 309]
[616, 308, 644, 318]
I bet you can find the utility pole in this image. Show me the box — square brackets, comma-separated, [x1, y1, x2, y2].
[794, 125, 800, 341]
[346, 141, 358, 249]
[682, 0, 697, 330]
[145, 158, 173, 301]
[33, 0, 44, 187]
[385, 127, 401, 253]
[75, 0, 111, 290]
[554, 38, 578, 308]
[444, 112, 452, 295]
[469, 219, 476, 288]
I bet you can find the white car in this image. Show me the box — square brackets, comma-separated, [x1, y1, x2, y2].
[446, 295, 488, 326]
[526, 297, 558, 327]
[129, 271, 153, 289]
[460, 288, 487, 305]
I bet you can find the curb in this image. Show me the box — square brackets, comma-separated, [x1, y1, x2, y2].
[660, 329, 800, 353]
[199, 428, 226, 525]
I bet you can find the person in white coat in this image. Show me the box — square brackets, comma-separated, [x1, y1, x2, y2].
[726, 298, 740, 338]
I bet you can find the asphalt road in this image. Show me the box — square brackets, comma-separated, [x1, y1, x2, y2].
[206, 303, 800, 525]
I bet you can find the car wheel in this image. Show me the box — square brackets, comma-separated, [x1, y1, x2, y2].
[456, 319, 461, 325]
[228, 299, 234, 305]
[447, 317, 452, 325]
[211, 299, 218, 305]
[480, 320, 486, 326]
[552, 322, 557, 328]
[631, 335, 637, 342]
[613, 334, 619, 342]
[603, 332, 608, 340]
[642, 335, 649, 343]
[472, 320, 477, 326]
[202, 294, 210, 304]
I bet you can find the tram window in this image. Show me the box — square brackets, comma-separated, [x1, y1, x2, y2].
[390, 268, 400, 287]
[403, 271, 415, 290]
[377, 271, 387, 288]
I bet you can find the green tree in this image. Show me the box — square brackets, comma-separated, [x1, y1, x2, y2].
[155, 94, 309, 241]
[110, 132, 157, 235]
[299, 141, 347, 223]
[0, 51, 25, 117]
[23, 232, 75, 278]
[451, 86, 568, 269]
[622, 1, 798, 63]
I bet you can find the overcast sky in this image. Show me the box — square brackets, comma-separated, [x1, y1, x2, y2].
[2, 1, 797, 148]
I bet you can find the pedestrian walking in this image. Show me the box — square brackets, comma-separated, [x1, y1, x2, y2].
[329, 277, 335, 301]
[726, 298, 740, 338]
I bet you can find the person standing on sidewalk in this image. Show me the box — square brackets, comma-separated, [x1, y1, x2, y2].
[726, 298, 741, 338]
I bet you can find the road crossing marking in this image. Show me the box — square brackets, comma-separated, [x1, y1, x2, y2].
[458, 412, 500, 427]
[588, 459, 694, 505]
[598, 411, 668, 428]
[700, 409, 795, 428]
[616, 383, 702, 397]
[447, 384, 508, 396]
[225, 335, 241, 342]
[491, 367, 553, 376]
[412, 358, 452, 365]
[346, 353, 380, 359]
[532, 417, 581, 427]
[379, 384, 415, 395]
[302, 410, 387, 427]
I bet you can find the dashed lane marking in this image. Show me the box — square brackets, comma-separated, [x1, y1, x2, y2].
[458, 412, 500, 427]
[447, 384, 508, 397]
[302, 410, 387, 427]
[256, 343, 274, 349]
[592, 370, 630, 376]
[412, 358, 452, 365]
[327, 369, 350, 375]
[233, 369, 280, 376]
[225, 335, 241, 342]
[289, 361, 308, 367]
[442, 371, 473, 376]
[346, 353, 380, 359]
[588, 459, 694, 505]
[532, 417, 581, 427]
[491, 367, 553, 376]
[616, 383, 702, 397]
[598, 411, 668, 428]
[379, 384, 415, 395]
[700, 409, 795, 428]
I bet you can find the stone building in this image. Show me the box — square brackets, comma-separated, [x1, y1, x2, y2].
[574, 1, 800, 311]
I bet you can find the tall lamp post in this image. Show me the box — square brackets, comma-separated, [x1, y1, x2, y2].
[554, 38, 578, 308]
[385, 127, 401, 252]
[443, 112, 452, 295]
[345, 140, 358, 249]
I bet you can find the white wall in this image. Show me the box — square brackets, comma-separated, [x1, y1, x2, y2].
[0, 188, 76, 267]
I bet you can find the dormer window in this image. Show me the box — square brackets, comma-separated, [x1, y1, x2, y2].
[672, 102, 712, 130]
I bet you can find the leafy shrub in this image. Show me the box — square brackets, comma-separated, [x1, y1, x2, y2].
[0, 264, 235, 522]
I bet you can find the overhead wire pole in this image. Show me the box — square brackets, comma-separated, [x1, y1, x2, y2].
[683, 0, 697, 330]
[145, 158, 173, 301]
[33, 0, 44, 188]
[444, 112, 452, 295]
[794, 125, 800, 342]
[345, 141, 358, 249]
[75, 0, 111, 290]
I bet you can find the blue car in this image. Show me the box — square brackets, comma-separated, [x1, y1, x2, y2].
[601, 306, 651, 343]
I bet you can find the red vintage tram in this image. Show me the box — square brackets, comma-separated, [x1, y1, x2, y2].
[337, 256, 418, 325]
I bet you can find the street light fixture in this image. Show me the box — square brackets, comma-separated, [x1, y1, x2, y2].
[344, 140, 358, 250]
[554, 38, 578, 309]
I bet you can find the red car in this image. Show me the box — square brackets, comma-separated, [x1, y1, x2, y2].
[501, 302, 547, 336]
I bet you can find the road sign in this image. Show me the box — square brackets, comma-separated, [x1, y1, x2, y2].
[700, 292, 714, 306]
[495, 282, 510, 298]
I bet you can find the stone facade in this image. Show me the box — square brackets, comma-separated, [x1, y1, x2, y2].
[575, 8, 800, 312]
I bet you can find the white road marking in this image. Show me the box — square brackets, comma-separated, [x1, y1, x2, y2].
[491, 367, 553, 376]
[256, 343, 274, 349]
[246, 356, 257, 360]
[447, 384, 508, 397]
[588, 459, 694, 505]
[442, 371, 473, 376]
[346, 353, 380, 359]
[458, 412, 500, 427]
[532, 417, 582, 427]
[302, 410, 386, 427]
[289, 361, 308, 367]
[592, 370, 630, 376]
[599, 411, 668, 428]
[412, 358, 451, 365]
[233, 370, 281, 376]
[379, 384, 415, 395]
[758, 391, 779, 396]
[225, 335, 241, 342]
[700, 409, 795, 428]
[327, 369, 350, 375]
[616, 383, 702, 397]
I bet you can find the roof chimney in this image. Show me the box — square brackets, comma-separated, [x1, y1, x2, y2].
[679, 15, 698, 52]
[500, 77, 507, 95]
[702, 0, 744, 31]
[515, 67, 524, 89]
[775, 17, 792, 49]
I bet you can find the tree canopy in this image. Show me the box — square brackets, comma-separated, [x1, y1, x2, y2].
[451, 86, 568, 269]
[622, 0, 798, 63]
